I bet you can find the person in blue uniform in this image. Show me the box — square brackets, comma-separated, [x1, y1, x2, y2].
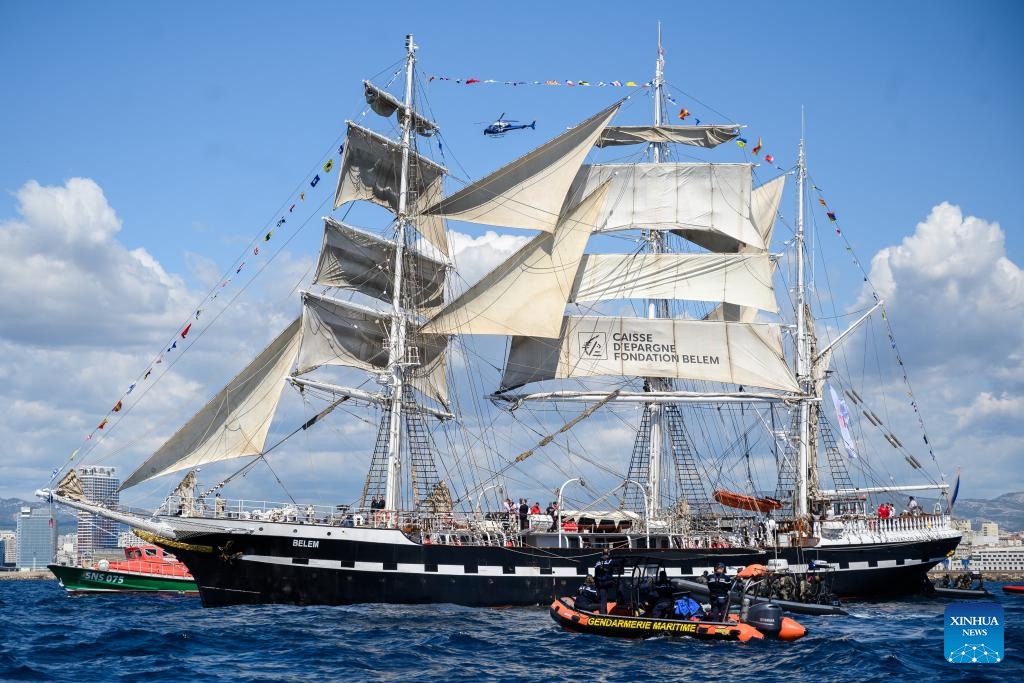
[706, 561, 732, 621]
[574, 575, 600, 611]
[593, 550, 618, 614]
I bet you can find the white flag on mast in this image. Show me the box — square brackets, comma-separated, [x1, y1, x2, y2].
[829, 385, 859, 459]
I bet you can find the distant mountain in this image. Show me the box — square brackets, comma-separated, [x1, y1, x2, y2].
[951, 491, 1024, 533]
[0, 497, 77, 534]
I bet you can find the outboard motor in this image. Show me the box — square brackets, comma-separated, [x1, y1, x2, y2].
[745, 602, 784, 637]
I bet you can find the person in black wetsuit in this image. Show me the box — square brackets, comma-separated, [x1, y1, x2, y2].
[593, 550, 618, 614]
[706, 561, 732, 621]
[575, 575, 600, 612]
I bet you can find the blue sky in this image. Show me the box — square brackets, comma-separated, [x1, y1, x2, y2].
[1, 1, 1022, 506]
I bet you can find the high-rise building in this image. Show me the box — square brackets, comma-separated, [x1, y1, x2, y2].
[0, 530, 16, 565]
[16, 506, 57, 570]
[77, 466, 121, 563]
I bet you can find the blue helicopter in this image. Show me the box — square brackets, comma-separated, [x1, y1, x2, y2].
[483, 113, 536, 137]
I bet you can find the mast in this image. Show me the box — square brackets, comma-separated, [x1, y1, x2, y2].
[645, 22, 668, 516]
[795, 111, 810, 519]
[382, 34, 417, 516]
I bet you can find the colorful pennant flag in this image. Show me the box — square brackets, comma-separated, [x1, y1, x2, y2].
[264, 231, 273, 241]
[311, 175, 320, 187]
[323, 159, 334, 174]
[299, 192, 305, 202]
[144, 368, 152, 380]
[736, 138, 748, 148]
[819, 198, 828, 207]
[678, 108, 690, 120]
[752, 137, 762, 155]
[97, 418, 109, 430]
[827, 211, 837, 222]
[181, 323, 192, 338]
[112, 400, 123, 413]
[465, 78, 480, 84]
[764, 154, 774, 163]
[276, 218, 286, 227]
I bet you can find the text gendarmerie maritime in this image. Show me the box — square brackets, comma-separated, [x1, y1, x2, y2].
[612, 333, 720, 365]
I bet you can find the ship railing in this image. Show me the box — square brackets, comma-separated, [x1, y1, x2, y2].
[826, 513, 953, 537]
[109, 560, 189, 578]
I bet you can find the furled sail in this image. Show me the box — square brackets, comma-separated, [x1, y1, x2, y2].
[595, 125, 740, 148]
[564, 163, 763, 250]
[570, 252, 777, 312]
[333, 122, 446, 214]
[422, 102, 621, 232]
[420, 182, 610, 338]
[296, 292, 448, 404]
[313, 217, 447, 308]
[363, 81, 438, 136]
[500, 316, 800, 393]
[119, 318, 303, 490]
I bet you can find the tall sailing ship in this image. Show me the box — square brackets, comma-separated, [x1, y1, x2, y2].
[40, 33, 960, 607]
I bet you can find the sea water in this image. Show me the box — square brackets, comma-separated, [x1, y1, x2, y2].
[1, 580, 1021, 682]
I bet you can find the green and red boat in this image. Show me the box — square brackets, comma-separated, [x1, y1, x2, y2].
[48, 545, 197, 594]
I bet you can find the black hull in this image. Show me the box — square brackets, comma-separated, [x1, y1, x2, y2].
[155, 526, 763, 608]
[772, 535, 962, 598]
[156, 523, 960, 607]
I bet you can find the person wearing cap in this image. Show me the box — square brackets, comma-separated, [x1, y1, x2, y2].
[593, 549, 618, 614]
[574, 575, 600, 611]
[706, 561, 732, 621]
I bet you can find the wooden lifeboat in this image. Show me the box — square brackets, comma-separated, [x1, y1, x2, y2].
[713, 490, 783, 513]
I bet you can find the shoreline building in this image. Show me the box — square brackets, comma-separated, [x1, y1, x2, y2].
[76, 466, 121, 564]
[15, 506, 57, 570]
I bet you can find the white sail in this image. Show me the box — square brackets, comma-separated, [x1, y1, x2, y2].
[595, 124, 740, 148]
[422, 102, 621, 232]
[750, 175, 785, 248]
[501, 316, 799, 393]
[297, 292, 448, 405]
[313, 217, 447, 308]
[420, 182, 610, 338]
[333, 122, 446, 213]
[119, 318, 303, 490]
[570, 252, 777, 312]
[415, 176, 449, 257]
[703, 176, 786, 321]
[565, 163, 763, 250]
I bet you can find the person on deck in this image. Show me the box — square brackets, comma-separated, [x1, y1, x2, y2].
[593, 549, 619, 614]
[518, 499, 529, 531]
[908, 496, 921, 516]
[706, 561, 732, 622]
[574, 575, 600, 612]
[214, 493, 225, 518]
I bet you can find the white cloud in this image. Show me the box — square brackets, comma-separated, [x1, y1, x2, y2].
[858, 202, 1024, 497]
[447, 229, 530, 291]
[0, 178, 194, 348]
[953, 391, 1024, 433]
[862, 202, 1024, 369]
